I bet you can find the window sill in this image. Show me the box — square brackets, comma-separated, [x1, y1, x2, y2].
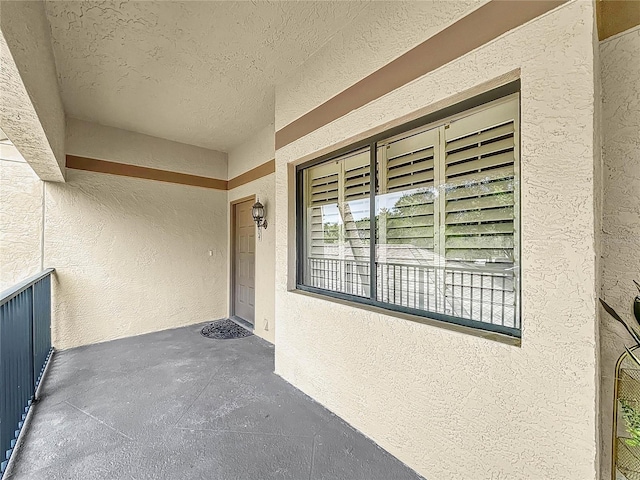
[290, 287, 521, 348]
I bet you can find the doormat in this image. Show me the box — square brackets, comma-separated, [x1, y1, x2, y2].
[201, 319, 253, 340]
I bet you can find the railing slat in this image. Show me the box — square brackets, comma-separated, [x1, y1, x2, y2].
[306, 258, 517, 328]
[0, 269, 55, 307]
[0, 270, 54, 476]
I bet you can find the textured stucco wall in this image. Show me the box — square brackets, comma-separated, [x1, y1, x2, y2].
[275, 0, 482, 131]
[227, 125, 275, 343]
[43, 1, 366, 152]
[67, 118, 227, 178]
[274, 2, 600, 479]
[0, 159, 44, 290]
[227, 124, 274, 179]
[45, 169, 228, 350]
[0, 0, 65, 181]
[599, 25, 640, 480]
[42, 124, 229, 349]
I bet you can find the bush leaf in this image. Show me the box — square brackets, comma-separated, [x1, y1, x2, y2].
[600, 298, 640, 344]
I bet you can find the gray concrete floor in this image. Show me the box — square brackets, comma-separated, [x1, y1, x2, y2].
[7, 323, 424, 480]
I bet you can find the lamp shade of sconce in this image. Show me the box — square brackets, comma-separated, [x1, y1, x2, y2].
[252, 199, 267, 240]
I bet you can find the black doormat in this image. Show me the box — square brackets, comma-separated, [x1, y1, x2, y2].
[201, 319, 253, 340]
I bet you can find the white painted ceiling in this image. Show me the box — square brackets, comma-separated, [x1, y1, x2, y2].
[44, 1, 368, 152]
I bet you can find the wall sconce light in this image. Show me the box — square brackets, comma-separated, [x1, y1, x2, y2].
[252, 198, 267, 240]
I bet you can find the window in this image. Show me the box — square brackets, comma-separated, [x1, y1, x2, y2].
[297, 91, 520, 337]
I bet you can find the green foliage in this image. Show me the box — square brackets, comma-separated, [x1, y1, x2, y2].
[389, 190, 432, 217]
[385, 190, 432, 245]
[621, 399, 640, 447]
[600, 280, 640, 361]
[322, 223, 339, 244]
[601, 298, 640, 347]
[601, 282, 640, 451]
[319, 190, 433, 246]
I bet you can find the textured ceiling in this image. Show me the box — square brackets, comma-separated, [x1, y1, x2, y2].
[44, 1, 368, 152]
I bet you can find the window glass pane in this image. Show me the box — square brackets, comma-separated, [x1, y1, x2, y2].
[302, 148, 371, 297]
[442, 98, 519, 329]
[297, 93, 520, 335]
[375, 127, 439, 311]
[375, 95, 520, 330]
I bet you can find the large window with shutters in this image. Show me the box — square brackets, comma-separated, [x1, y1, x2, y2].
[297, 91, 520, 337]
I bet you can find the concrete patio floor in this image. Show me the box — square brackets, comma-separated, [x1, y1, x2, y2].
[6, 322, 424, 480]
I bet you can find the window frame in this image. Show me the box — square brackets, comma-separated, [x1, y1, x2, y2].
[295, 81, 522, 338]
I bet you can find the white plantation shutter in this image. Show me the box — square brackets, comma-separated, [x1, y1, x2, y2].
[304, 149, 371, 295]
[441, 96, 519, 327]
[375, 128, 438, 310]
[305, 151, 371, 259]
[306, 162, 340, 258]
[379, 128, 438, 251]
[443, 98, 518, 262]
[308, 162, 339, 207]
[385, 129, 436, 192]
[300, 92, 520, 331]
[344, 152, 370, 200]
[342, 151, 371, 262]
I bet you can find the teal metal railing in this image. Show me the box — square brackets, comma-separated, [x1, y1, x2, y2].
[0, 269, 54, 475]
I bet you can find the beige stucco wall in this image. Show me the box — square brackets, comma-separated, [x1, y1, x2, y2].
[0, 158, 43, 290]
[45, 170, 228, 350]
[2, 115, 269, 349]
[275, 0, 483, 131]
[67, 118, 227, 178]
[0, 0, 65, 181]
[44, 124, 229, 349]
[227, 124, 275, 343]
[274, 2, 600, 479]
[599, 24, 640, 480]
[227, 124, 274, 179]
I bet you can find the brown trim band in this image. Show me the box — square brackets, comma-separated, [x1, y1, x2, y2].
[597, 0, 640, 41]
[287, 70, 520, 169]
[275, 0, 567, 150]
[66, 155, 275, 190]
[228, 159, 275, 189]
[66, 155, 228, 190]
